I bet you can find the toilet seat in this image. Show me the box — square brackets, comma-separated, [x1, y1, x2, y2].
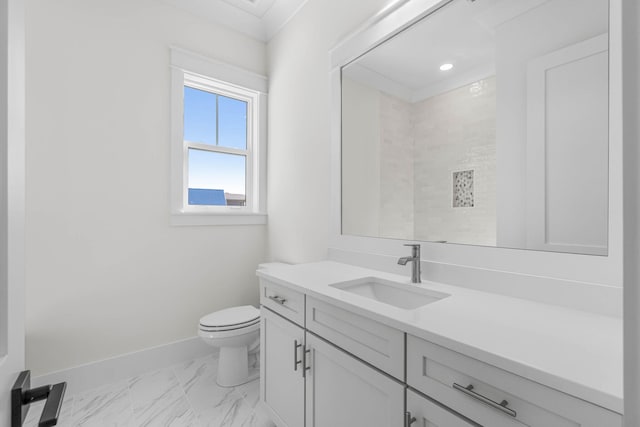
[199, 305, 260, 333]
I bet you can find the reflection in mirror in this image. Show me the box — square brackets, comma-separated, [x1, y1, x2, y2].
[341, 0, 609, 255]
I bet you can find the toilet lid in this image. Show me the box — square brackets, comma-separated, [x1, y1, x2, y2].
[199, 305, 260, 329]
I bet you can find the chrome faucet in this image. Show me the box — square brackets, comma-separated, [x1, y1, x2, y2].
[398, 244, 421, 283]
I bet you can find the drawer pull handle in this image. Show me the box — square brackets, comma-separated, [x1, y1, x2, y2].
[452, 383, 517, 418]
[268, 295, 287, 305]
[294, 340, 303, 371]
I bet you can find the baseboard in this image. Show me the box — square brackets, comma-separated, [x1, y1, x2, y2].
[32, 336, 217, 396]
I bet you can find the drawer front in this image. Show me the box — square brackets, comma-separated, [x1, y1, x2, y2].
[407, 335, 622, 427]
[407, 388, 477, 427]
[306, 296, 404, 380]
[260, 279, 305, 326]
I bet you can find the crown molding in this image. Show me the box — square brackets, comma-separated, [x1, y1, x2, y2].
[161, 0, 309, 42]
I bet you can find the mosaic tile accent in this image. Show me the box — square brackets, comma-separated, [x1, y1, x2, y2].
[453, 170, 475, 208]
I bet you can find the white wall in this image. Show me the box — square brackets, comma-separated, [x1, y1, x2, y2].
[341, 79, 415, 241]
[266, 0, 390, 263]
[495, 0, 608, 248]
[341, 77, 381, 237]
[25, 0, 268, 375]
[379, 92, 414, 240]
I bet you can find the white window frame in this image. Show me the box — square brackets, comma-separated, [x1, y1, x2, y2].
[170, 47, 267, 226]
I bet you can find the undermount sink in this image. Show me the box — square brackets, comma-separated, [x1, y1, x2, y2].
[329, 277, 449, 310]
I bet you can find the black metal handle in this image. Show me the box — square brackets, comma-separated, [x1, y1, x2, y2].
[11, 370, 67, 427]
[40, 383, 67, 427]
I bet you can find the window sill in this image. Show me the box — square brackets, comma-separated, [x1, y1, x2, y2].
[170, 212, 267, 226]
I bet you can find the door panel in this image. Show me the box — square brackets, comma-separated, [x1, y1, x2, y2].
[305, 333, 404, 427]
[261, 307, 305, 427]
[0, 0, 26, 424]
[526, 33, 609, 255]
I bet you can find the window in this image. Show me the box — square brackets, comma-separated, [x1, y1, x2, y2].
[171, 48, 267, 225]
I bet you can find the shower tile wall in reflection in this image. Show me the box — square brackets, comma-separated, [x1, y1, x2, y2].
[412, 77, 497, 245]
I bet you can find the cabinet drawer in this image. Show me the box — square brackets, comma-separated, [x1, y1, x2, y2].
[407, 388, 477, 427]
[306, 296, 404, 380]
[260, 279, 305, 326]
[407, 335, 622, 427]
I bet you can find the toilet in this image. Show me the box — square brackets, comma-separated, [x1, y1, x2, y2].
[198, 305, 260, 387]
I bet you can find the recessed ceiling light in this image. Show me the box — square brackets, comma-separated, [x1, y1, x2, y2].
[439, 63, 454, 71]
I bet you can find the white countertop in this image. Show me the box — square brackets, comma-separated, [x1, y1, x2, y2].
[257, 261, 623, 414]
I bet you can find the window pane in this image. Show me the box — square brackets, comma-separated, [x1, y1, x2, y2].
[188, 149, 246, 206]
[184, 86, 216, 145]
[218, 95, 247, 149]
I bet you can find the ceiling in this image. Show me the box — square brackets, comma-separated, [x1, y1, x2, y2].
[161, 0, 309, 41]
[343, 0, 553, 102]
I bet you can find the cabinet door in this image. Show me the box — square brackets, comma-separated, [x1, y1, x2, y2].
[261, 307, 305, 427]
[407, 388, 478, 427]
[305, 333, 404, 427]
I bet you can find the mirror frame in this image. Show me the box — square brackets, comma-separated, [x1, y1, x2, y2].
[329, 0, 623, 295]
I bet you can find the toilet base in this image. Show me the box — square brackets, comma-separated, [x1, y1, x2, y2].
[216, 346, 258, 387]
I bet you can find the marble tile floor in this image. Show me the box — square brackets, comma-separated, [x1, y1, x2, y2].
[24, 352, 274, 427]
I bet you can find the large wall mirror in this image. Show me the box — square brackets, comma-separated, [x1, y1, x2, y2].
[341, 0, 609, 256]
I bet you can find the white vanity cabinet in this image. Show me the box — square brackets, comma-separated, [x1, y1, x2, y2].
[260, 307, 305, 427]
[259, 277, 622, 427]
[260, 280, 405, 427]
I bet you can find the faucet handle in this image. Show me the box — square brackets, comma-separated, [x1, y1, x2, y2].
[403, 243, 421, 247]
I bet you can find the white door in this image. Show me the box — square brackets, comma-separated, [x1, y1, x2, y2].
[406, 388, 478, 427]
[260, 307, 305, 427]
[526, 33, 609, 255]
[304, 333, 404, 427]
[0, 0, 26, 424]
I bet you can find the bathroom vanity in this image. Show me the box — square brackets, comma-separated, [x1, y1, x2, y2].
[259, 0, 625, 424]
[258, 262, 622, 427]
